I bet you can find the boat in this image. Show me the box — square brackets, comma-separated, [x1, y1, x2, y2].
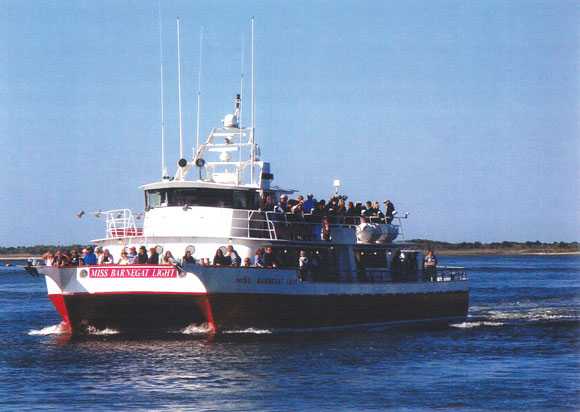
[24, 24, 468, 335]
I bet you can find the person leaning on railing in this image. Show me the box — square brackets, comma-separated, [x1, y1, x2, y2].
[423, 250, 438, 280]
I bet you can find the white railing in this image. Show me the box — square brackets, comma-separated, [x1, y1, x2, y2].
[103, 209, 143, 239]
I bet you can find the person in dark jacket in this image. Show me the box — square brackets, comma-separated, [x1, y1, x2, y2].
[148, 247, 159, 265]
[136, 246, 148, 265]
[213, 248, 228, 266]
[383, 200, 396, 224]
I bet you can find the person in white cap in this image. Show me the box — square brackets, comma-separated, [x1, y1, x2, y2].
[276, 194, 289, 213]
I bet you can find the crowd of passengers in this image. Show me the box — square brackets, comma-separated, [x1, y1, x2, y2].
[261, 194, 396, 224]
[41, 244, 319, 275]
[41, 246, 188, 267]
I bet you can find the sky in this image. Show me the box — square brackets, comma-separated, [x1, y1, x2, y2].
[1, 0, 578, 246]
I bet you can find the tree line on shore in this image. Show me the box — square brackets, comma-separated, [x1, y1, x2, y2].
[408, 240, 580, 254]
[0, 241, 579, 256]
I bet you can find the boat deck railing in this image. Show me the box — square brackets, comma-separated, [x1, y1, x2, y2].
[231, 210, 403, 242]
[301, 266, 468, 283]
[104, 209, 143, 239]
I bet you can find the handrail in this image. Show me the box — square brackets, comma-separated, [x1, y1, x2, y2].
[230, 210, 404, 243]
[104, 209, 142, 239]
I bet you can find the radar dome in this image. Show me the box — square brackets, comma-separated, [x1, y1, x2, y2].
[222, 114, 238, 129]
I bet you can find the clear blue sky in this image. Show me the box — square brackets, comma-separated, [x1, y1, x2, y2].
[1, 0, 578, 246]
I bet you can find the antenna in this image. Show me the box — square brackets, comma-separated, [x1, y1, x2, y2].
[158, 5, 166, 179]
[250, 17, 255, 184]
[177, 17, 184, 160]
[239, 32, 244, 170]
[195, 26, 203, 156]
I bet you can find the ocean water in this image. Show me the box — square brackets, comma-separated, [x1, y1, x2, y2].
[0, 255, 578, 411]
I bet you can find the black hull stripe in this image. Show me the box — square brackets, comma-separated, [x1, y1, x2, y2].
[57, 291, 468, 334]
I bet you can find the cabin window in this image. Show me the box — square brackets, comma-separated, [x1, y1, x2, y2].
[146, 191, 163, 209]
[233, 191, 248, 209]
[354, 248, 388, 269]
[145, 188, 260, 210]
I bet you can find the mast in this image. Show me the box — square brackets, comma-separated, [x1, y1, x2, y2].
[158, 5, 166, 179]
[177, 17, 184, 160]
[195, 26, 203, 157]
[250, 17, 255, 185]
[239, 33, 244, 171]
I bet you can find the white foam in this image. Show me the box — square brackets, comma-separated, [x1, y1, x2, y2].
[28, 322, 70, 335]
[486, 308, 577, 322]
[181, 322, 215, 335]
[451, 321, 504, 329]
[85, 326, 119, 335]
[222, 328, 272, 335]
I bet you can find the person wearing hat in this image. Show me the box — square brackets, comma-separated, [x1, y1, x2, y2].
[83, 246, 97, 266]
[302, 194, 315, 213]
[275, 194, 288, 213]
[383, 199, 396, 224]
[127, 247, 138, 264]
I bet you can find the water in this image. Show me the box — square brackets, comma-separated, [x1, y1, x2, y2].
[0, 255, 578, 411]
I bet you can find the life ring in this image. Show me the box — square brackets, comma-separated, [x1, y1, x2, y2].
[322, 217, 330, 233]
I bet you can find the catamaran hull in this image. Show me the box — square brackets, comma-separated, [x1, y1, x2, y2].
[49, 290, 468, 334]
[31, 265, 469, 334]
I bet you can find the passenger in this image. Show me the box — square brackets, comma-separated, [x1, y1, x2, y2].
[312, 199, 326, 215]
[183, 250, 196, 265]
[336, 200, 347, 215]
[213, 248, 228, 266]
[262, 195, 275, 212]
[226, 245, 240, 267]
[94, 247, 103, 263]
[383, 200, 396, 224]
[242, 257, 251, 267]
[69, 250, 81, 266]
[117, 251, 131, 265]
[346, 201, 357, 216]
[147, 247, 159, 265]
[100, 249, 114, 265]
[362, 201, 373, 217]
[53, 251, 68, 267]
[424, 250, 438, 268]
[253, 248, 264, 267]
[372, 202, 385, 222]
[80, 249, 87, 265]
[162, 251, 175, 265]
[42, 252, 52, 266]
[63, 251, 72, 266]
[127, 247, 138, 264]
[135, 246, 148, 264]
[302, 194, 315, 213]
[83, 247, 98, 266]
[299, 250, 310, 281]
[291, 195, 304, 213]
[325, 196, 339, 214]
[263, 246, 276, 268]
[275, 194, 289, 213]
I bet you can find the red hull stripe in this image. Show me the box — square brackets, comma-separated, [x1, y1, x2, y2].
[48, 294, 72, 333]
